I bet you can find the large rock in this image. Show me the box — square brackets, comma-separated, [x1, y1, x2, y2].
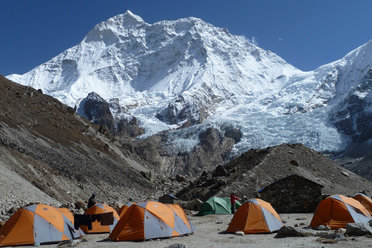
[345, 221, 372, 236]
[213, 165, 228, 177]
[274, 226, 315, 238]
[180, 198, 203, 211]
[166, 244, 188, 248]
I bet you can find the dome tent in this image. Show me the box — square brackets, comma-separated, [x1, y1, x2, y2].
[0, 204, 81, 247]
[118, 203, 132, 218]
[198, 196, 241, 216]
[310, 194, 371, 229]
[80, 203, 119, 234]
[226, 198, 283, 234]
[109, 201, 194, 241]
[353, 193, 372, 216]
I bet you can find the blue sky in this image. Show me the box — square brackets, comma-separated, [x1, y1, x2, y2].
[1, 0, 372, 75]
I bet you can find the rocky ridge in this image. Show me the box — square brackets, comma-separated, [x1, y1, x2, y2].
[0, 75, 168, 220]
[176, 143, 372, 202]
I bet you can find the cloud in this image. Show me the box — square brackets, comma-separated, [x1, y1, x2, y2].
[278, 37, 283, 41]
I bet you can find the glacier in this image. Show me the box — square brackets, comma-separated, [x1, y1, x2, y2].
[7, 10, 372, 155]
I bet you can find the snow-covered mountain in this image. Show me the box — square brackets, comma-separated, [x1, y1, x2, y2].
[7, 10, 372, 156]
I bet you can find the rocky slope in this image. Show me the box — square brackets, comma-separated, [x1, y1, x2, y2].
[126, 126, 240, 176]
[0, 75, 167, 220]
[176, 143, 372, 202]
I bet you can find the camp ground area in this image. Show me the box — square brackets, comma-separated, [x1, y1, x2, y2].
[1, 195, 372, 247]
[3, 213, 371, 248]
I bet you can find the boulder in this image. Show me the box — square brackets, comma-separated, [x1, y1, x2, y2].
[159, 194, 178, 204]
[317, 229, 346, 240]
[176, 174, 187, 183]
[213, 165, 228, 177]
[275, 226, 315, 238]
[7, 207, 16, 215]
[167, 244, 188, 248]
[74, 200, 86, 210]
[345, 222, 372, 236]
[140, 171, 153, 182]
[314, 225, 330, 231]
[181, 199, 203, 211]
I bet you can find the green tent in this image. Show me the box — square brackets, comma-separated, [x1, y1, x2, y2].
[198, 196, 241, 216]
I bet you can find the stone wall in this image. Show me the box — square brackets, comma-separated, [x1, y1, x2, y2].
[259, 175, 322, 213]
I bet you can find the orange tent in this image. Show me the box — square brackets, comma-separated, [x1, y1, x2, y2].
[226, 198, 283, 234]
[353, 193, 372, 215]
[58, 208, 85, 237]
[109, 201, 194, 241]
[80, 203, 119, 234]
[0, 204, 81, 247]
[58, 208, 75, 223]
[118, 204, 132, 218]
[310, 194, 371, 229]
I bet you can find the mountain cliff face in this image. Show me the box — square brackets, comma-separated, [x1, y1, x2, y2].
[7, 11, 372, 167]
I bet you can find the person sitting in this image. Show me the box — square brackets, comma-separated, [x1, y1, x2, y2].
[87, 193, 96, 208]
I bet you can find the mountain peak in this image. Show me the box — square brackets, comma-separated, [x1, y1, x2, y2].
[83, 10, 146, 44]
[120, 10, 145, 25]
[9, 12, 372, 155]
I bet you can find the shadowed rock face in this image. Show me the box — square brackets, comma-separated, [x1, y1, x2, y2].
[116, 117, 144, 137]
[77, 92, 144, 137]
[78, 92, 116, 134]
[127, 127, 239, 177]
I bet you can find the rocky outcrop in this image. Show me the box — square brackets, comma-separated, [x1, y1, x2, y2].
[274, 226, 315, 238]
[345, 221, 372, 236]
[176, 143, 372, 203]
[76, 93, 145, 137]
[77, 92, 115, 134]
[156, 97, 202, 125]
[116, 117, 144, 137]
[130, 127, 238, 177]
